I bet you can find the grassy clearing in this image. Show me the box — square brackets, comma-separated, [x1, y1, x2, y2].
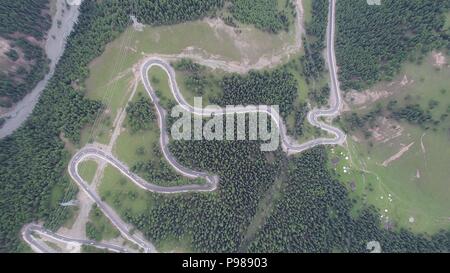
[302, 0, 313, 25]
[81, 72, 135, 146]
[86, 17, 297, 85]
[394, 57, 450, 120]
[87, 204, 120, 241]
[46, 177, 79, 231]
[85, 72, 134, 118]
[332, 132, 450, 234]
[113, 116, 159, 168]
[80, 29, 136, 147]
[338, 53, 450, 234]
[149, 64, 223, 108]
[149, 66, 177, 109]
[173, 66, 224, 106]
[78, 160, 98, 184]
[172, 70, 198, 106]
[113, 82, 159, 168]
[85, 26, 137, 95]
[47, 176, 79, 224]
[99, 165, 153, 216]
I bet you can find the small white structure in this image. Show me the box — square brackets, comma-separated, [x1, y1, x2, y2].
[60, 200, 79, 207]
[367, 0, 381, 5]
[66, 0, 82, 6]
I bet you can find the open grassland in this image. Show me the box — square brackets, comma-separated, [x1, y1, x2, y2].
[86, 15, 299, 86]
[337, 53, 450, 234]
[99, 165, 153, 216]
[113, 111, 158, 169]
[87, 205, 120, 241]
[302, 0, 313, 24]
[395, 57, 450, 120]
[81, 71, 135, 146]
[149, 66, 177, 108]
[173, 65, 224, 106]
[77, 160, 98, 185]
[113, 83, 159, 168]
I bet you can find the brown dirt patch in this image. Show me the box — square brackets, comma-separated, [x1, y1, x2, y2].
[368, 117, 404, 144]
[382, 142, 414, 167]
[344, 73, 415, 111]
[345, 89, 390, 107]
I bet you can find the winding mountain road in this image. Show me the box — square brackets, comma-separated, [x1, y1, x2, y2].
[23, 0, 345, 253]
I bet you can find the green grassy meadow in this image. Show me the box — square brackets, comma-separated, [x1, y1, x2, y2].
[78, 160, 98, 184]
[337, 53, 450, 234]
[87, 205, 121, 241]
[99, 165, 153, 216]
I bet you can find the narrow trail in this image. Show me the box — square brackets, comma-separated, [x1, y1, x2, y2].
[23, 0, 345, 253]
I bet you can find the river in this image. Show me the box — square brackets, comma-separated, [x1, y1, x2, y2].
[0, 0, 82, 139]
